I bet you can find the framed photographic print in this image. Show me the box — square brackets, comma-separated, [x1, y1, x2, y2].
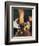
[5, 2, 38, 45]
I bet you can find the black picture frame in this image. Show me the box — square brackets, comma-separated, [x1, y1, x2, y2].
[5, 1, 38, 45]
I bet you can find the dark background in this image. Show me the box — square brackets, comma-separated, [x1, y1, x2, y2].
[12, 7, 32, 20]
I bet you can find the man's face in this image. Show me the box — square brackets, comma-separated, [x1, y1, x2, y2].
[18, 8, 24, 18]
[29, 16, 32, 22]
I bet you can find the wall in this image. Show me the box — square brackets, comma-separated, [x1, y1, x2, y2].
[0, 0, 39, 46]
